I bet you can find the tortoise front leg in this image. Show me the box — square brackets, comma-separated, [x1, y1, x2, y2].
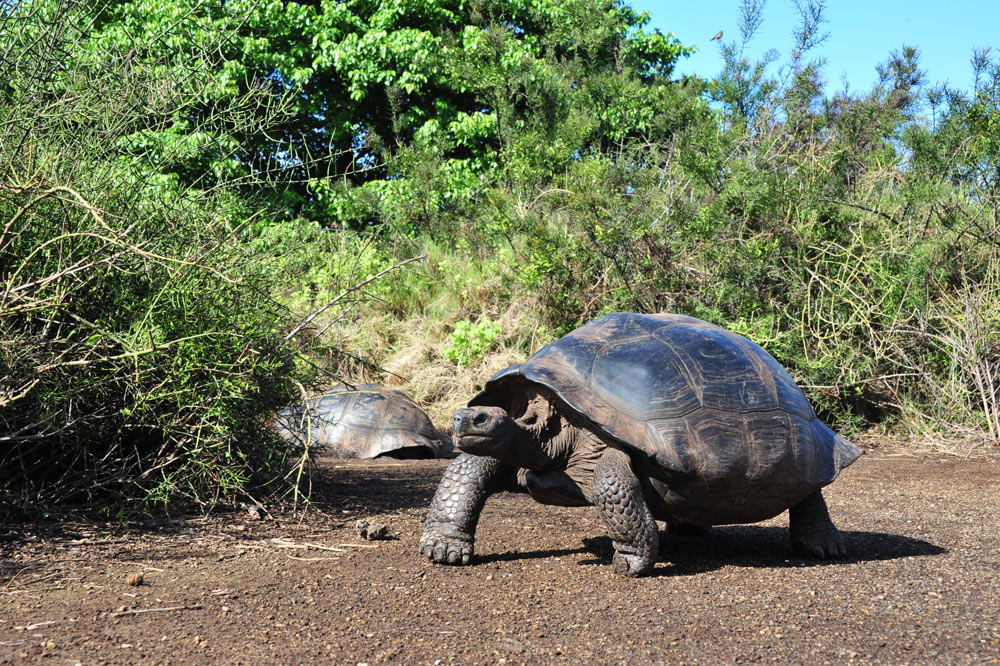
[788, 489, 847, 559]
[592, 448, 659, 577]
[420, 453, 515, 565]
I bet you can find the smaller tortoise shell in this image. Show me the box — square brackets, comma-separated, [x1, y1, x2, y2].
[471, 313, 861, 524]
[276, 384, 452, 459]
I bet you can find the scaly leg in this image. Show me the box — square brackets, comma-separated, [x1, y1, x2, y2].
[420, 454, 514, 565]
[591, 448, 659, 577]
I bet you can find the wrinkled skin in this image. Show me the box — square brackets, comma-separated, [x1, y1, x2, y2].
[420, 393, 847, 577]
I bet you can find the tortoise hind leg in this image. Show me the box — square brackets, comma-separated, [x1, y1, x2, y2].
[788, 490, 847, 559]
[592, 448, 659, 577]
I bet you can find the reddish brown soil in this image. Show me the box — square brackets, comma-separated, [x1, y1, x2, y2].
[2, 453, 998, 665]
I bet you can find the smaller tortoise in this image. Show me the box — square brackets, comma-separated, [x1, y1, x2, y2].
[276, 383, 452, 459]
[420, 313, 862, 576]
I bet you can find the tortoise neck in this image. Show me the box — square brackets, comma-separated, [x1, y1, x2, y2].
[499, 421, 565, 471]
[493, 389, 578, 471]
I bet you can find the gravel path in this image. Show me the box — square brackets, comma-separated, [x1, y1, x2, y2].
[1, 454, 998, 664]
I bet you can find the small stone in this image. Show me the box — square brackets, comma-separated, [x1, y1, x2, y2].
[355, 519, 389, 540]
[126, 573, 143, 586]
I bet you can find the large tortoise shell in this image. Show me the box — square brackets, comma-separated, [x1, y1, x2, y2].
[276, 384, 452, 459]
[470, 313, 861, 523]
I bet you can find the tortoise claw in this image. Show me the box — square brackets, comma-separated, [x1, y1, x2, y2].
[791, 528, 846, 560]
[612, 550, 654, 577]
[420, 530, 473, 566]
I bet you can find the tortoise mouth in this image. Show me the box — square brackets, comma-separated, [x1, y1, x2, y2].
[454, 433, 499, 453]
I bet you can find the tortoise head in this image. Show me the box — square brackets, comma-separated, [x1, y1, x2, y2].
[452, 406, 515, 457]
[452, 391, 565, 470]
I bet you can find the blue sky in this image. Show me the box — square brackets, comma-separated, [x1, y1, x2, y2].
[635, 0, 999, 95]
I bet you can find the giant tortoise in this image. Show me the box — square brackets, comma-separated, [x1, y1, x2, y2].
[276, 383, 452, 459]
[419, 313, 862, 576]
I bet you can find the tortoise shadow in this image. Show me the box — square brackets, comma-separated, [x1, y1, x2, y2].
[567, 525, 947, 577]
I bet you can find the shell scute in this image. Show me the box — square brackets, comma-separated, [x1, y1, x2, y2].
[742, 411, 794, 480]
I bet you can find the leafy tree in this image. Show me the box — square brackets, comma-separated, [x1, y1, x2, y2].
[79, 0, 691, 227]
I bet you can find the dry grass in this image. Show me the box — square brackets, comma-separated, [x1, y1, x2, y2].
[301, 284, 553, 432]
[382, 300, 552, 426]
[850, 421, 1000, 458]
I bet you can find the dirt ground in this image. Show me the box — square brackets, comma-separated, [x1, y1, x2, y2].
[2, 452, 998, 665]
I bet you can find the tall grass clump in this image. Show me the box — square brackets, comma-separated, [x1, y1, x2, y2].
[0, 1, 315, 515]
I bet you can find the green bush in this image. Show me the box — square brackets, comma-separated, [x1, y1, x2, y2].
[0, 1, 315, 514]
